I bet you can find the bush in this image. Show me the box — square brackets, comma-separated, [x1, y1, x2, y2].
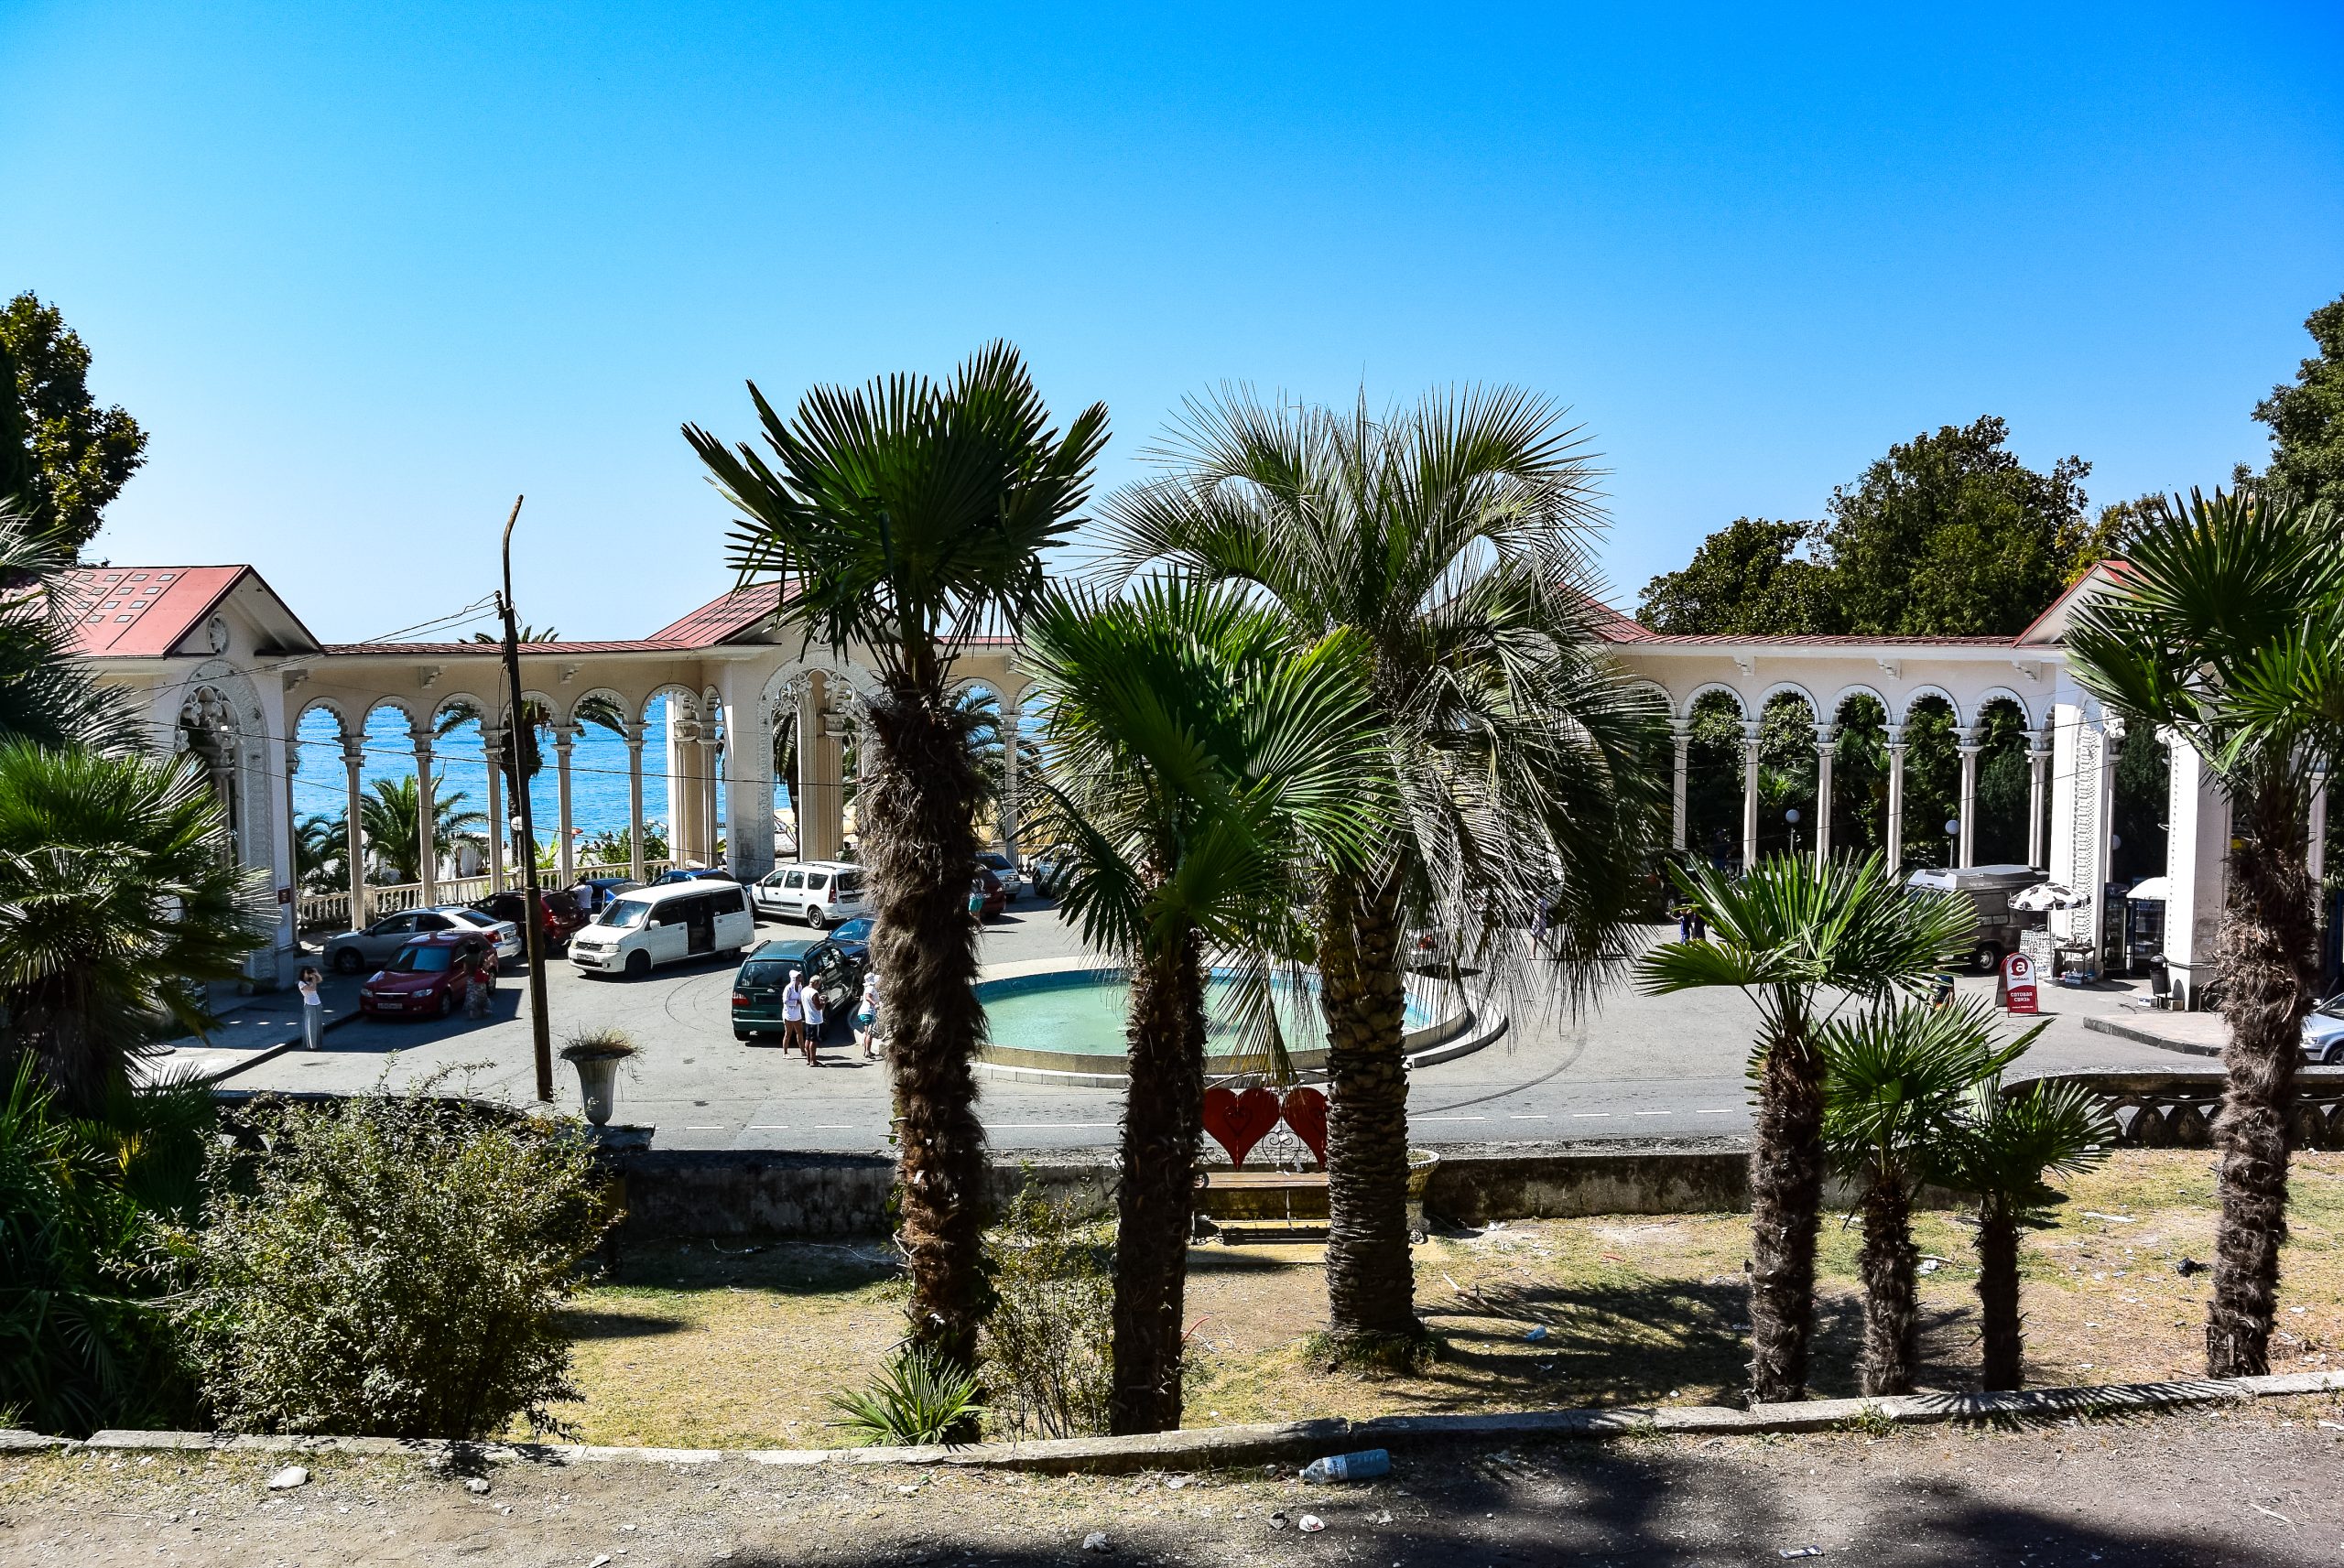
[828, 1344, 988, 1447]
[185, 1089, 615, 1440]
[0, 1061, 208, 1436]
[982, 1182, 1113, 1439]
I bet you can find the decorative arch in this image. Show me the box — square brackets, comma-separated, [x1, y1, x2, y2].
[1970, 686, 2036, 730]
[639, 683, 704, 724]
[1677, 681, 1750, 721]
[1825, 684, 1894, 723]
[355, 694, 426, 730]
[426, 691, 497, 729]
[290, 693, 357, 741]
[564, 686, 635, 731]
[1898, 685, 1965, 729]
[1753, 681, 1822, 718]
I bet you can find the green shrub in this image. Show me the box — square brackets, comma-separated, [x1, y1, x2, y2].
[829, 1344, 988, 1447]
[185, 1089, 615, 1440]
[981, 1182, 1113, 1439]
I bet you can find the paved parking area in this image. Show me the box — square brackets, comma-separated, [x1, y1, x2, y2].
[211, 897, 2199, 1153]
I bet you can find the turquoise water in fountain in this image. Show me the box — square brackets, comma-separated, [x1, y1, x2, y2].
[979, 970, 1432, 1058]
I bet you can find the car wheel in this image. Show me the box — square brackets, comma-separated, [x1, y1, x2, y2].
[440, 989, 457, 1018]
[624, 950, 651, 980]
[1973, 943, 2002, 975]
[332, 947, 363, 975]
[807, 907, 829, 931]
[2328, 1042, 2344, 1065]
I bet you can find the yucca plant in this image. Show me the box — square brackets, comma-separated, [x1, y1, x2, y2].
[828, 1344, 989, 1447]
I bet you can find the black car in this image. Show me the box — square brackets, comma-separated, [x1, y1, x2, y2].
[731, 934, 866, 1042]
[826, 915, 874, 965]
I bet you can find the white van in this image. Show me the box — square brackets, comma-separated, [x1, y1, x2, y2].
[750, 860, 870, 929]
[570, 878, 757, 979]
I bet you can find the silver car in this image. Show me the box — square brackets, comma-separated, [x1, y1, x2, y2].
[324, 908, 480, 974]
[429, 904, 523, 966]
[2303, 999, 2344, 1065]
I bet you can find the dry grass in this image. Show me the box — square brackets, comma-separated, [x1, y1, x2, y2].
[544, 1152, 2344, 1447]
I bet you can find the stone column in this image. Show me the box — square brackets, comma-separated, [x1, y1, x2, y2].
[1885, 725, 1908, 873]
[342, 735, 366, 925]
[1739, 720, 1762, 871]
[411, 726, 437, 905]
[697, 726, 721, 868]
[1000, 695, 1021, 864]
[624, 720, 647, 881]
[1812, 722, 1836, 871]
[283, 741, 301, 902]
[797, 673, 845, 861]
[1955, 726, 1982, 869]
[2025, 728, 2051, 870]
[669, 712, 700, 865]
[1669, 719, 1691, 850]
[554, 722, 578, 885]
[481, 724, 505, 892]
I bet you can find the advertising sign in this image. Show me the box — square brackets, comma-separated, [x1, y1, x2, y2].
[2002, 950, 2038, 1014]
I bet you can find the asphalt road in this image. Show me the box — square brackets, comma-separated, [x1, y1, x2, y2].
[212, 896, 2198, 1154]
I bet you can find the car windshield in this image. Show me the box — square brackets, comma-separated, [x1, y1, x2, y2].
[833, 917, 873, 942]
[2317, 998, 2344, 1020]
[390, 945, 457, 973]
[599, 898, 652, 929]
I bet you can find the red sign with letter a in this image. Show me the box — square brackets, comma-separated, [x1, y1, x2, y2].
[2002, 950, 2038, 1014]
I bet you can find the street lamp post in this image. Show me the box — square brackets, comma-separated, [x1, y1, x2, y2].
[1785, 806, 1801, 862]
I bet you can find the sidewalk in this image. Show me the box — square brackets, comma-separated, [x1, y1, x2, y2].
[142, 966, 366, 1086]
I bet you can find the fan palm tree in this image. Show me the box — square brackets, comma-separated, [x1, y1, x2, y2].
[684, 342, 1108, 1374]
[294, 812, 347, 895]
[0, 742, 271, 1111]
[1819, 997, 2032, 1395]
[1095, 387, 1666, 1348]
[1936, 1075, 2114, 1390]
[437, 628, 628, 875]
[1023, 580, 1378, 1433]
[355, 775, 486, 887]
[2065, 485, 2344, 1377]
[0, 506, 140, 753]
[1636, 853, 1974, 1403]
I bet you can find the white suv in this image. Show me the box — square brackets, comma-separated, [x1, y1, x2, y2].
[751, 860, 870, 929]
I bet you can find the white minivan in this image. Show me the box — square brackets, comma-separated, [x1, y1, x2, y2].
[570, 879, 757, 979]
[750, 860, 870, 929]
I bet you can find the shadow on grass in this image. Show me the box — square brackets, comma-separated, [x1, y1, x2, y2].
[609, 1238, 902, 1298]
[557, 1308, 693, 1340]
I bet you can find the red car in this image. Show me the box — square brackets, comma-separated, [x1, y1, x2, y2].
[358, 932, 490, 1020]
[968, 866, 1007, 921]
[470, 888, 590, 955]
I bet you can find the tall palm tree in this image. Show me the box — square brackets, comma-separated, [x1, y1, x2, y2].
[356, 775, 486, 887]
[0, 742, 270, 1110]
[1819, 997, 2031, 1395]
[1937, 1075, 2113, 1390]
[294, 812, 347, 895]
[1636, 853, 1973, 1403]
[684, 343, 1107, 1373]
[0, 507, 139, 753]
[2066, 486, 2344, 1378]
[1096, 387, 1666, 1348]
[439, 628, 628, 876]
[1024, 580, 1378, 1433]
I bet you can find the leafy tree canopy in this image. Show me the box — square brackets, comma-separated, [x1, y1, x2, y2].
[0, 294, 148, 557]
[1639, 417, 2122, 638]
[2253, 292, 2344, 511]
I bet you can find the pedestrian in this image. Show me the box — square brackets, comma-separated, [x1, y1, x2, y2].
[1531, 899, 1550, 956]
[1688, 906, 1708, 944]
[465, 943, 494, 1018]
[968, 876, 988, 924]
[297, 964, 325, 1050]
[783, 968, 809, 1063]
[855, 970, 881, 1061]
[804, 975, 827, 1049]
[1677, 903, 1693, 943]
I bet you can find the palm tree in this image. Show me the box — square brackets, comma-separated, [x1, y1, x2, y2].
[2065, 486, 2344, 1378]
[0, 506, 139, 753]
[1095, 387, 1666, 1349]
[356, 775, 487, 886]
[1636, 853, 1973, 1404]
[1819, 997, 2031, 1395]
[438, 628, 628, 875]
[684, 343, 1108, 1374]
[1024, 580, 1377, 1433]
[0, 742, 270, 1110]
[1937, 1075, 2114, 1390]
[294, 812, 347, 895]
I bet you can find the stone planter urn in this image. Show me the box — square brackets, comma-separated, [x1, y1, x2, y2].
[1405, 1148, 1441, 1243]
[559, 1033, 636, 1128]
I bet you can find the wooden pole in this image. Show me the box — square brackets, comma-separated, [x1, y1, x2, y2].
[498, 495, 554, 1103]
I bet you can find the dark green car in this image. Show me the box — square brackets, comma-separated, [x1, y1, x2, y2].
[732, 936, 863, 1042]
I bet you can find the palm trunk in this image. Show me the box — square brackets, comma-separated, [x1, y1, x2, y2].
[2206, 780, 2316, 1379]
[1320, 871, 1420, 1344]
[1110, 929, 1207, 1434]
[863, 678, 991, 1379]
[1746, 1018, 1824, 1404]
[1856, 1168, 1919, 1396]
[1975, 1204, 2024, 1390]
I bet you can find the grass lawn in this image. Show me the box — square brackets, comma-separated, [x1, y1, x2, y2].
[546, 1151, 2344, 1449]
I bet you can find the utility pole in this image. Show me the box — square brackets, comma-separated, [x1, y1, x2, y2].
[498, 495, 554, 1103]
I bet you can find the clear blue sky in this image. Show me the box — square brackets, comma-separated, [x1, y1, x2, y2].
[5, 2, 2340, 642]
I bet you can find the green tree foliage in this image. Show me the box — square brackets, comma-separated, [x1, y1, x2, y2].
[0, 294, 147, 556]
[186, 1089, 615, 1440]
[981, 1183, 1114, 1440]
[2253, 292, 2344, 510]
[1639, 417, 2119, 638]
[355, 774, 486, 885]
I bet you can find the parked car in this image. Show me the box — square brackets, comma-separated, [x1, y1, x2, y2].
[968, 865, 1007, 921]
[358, 931, 490, 1020]
[1904, 864, 2048, 973]
[653, 866, 738, 885]
[825, 914, 874, 966]
[976, 850, 1026, 901]
[751, 860, 870, 930]
[731, 935, 866, 1042]
[325, 907, 486, 974]
[570, 876, 637, 918]
[2305, 998, 2344, 1065]
[1026, 845, 1072, 897]
[426, 904, 522, 966]
[470, 887, 591, 955]
[569, 878, 757, 979]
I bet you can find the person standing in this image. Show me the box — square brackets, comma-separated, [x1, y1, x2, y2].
[782, 968, 808, 1063]
[855, 969, 881, 1061]
[297, 965, 325, 1050]
[804, 975, 827, 1054]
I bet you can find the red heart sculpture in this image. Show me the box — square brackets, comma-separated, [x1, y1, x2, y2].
[1280, 1087, 1329, 1168]
[1202, 1084, 1281, 1166]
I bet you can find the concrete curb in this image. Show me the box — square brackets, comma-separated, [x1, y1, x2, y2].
[2082, 1014, 2221, 1058]
[18, 1370, 2339, 1473]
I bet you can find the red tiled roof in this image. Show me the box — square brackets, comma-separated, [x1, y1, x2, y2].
[60, 566, 252, 658]
[646, 581, 786, 645]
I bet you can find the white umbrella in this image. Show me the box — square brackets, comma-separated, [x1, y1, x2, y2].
[2011, 881, 2087, 912]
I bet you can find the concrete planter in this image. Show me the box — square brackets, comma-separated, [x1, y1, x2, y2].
[1405, 1148, 1440, 1241]
[568, 1053, 623, 1127]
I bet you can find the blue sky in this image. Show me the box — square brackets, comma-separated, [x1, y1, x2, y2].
[5, 2, 2340, 642]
